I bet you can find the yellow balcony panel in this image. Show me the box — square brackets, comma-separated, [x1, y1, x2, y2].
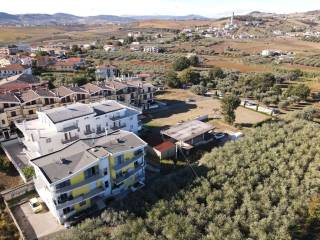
[72, 185, 89, 198]
[70, 172, 85, 185]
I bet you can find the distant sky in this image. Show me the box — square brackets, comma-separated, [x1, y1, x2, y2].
[1, 0, 320, 17]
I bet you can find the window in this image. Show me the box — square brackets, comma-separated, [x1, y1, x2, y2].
[11, 111, 16, 117]
[104, 181, 109, 188]
[58, 193, 69, 204]
[1, 120, 5, 124]
[79, 201, 86, 207]
[3, 103, 8, 108]
[116, 155, 123, 165]
[28, 110, 33, 115]
[46, 138, 51, 143]
[85, 124, 91, 133]
[84, 165, 98, 179]
[63, 206, 74, 214]
[56, 180, 70, 190]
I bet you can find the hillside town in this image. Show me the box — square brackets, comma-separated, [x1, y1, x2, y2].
[1, 2, 320, 240]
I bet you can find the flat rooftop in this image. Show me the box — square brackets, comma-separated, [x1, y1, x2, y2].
[32, 130, 147, 183]
[161, 120, 214, 142]
[92, 101, 124, 115]
[44, 102, 94, 123]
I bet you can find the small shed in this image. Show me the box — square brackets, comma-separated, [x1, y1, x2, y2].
[153, 141, 176, 160]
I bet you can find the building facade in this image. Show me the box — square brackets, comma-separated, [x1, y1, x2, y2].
[15, 100, 141, 159]
[31, 130, 147, 224]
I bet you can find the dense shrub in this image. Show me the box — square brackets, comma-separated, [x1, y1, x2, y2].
[172, 57, 191, 71]
[190, 85, 207, 95]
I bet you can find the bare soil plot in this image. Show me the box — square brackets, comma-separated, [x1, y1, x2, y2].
[151, 89, 270, 127]
[206, 57, 272, 73]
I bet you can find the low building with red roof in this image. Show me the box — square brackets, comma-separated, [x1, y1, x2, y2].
[153, 140, 176, 160]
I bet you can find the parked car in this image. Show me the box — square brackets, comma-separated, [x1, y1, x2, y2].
[214, 132, 227, 141]
[29, 197, 43, 213]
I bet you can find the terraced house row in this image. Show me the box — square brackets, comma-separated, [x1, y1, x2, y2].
[0, 77, 156, 141]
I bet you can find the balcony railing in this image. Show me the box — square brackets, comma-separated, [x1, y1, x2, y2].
[111, 123, 126, 131]
[56, 187, 104, 210]
[61, 125, 78, 133]
[61, 135, 79, 144]
[54, 174, 103, 194]
[114, 164, 144, 185]
[96, 128, 106, 135]
[110, 115, 126, 121]
[84, 129, 94, 135]
[114, 153, 144, 172]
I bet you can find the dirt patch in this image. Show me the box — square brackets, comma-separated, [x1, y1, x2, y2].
[206, 57, 272, 73]
[151, 89, 270, 127]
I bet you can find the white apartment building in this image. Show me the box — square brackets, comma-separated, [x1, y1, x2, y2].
[0, 64, 32, 79]
[95, 65, 118, 80]
[15, 100, 142, 159]
[31, 130, 147, 224]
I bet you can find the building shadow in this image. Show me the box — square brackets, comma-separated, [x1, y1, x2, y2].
[107, 165, 209, 217]
[145, 99, 197, 121]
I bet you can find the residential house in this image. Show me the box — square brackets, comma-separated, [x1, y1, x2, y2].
[95, 65, 118, 80]
[64, 58, 86, 69]
[81, 83, 113, 102]
[15, 100, 141, 158]
[31, 130, 147, 224]
[49, 61, 74, 72]
[143, 46, 160, 53]
[125, 80, 156, 110]
[0, 93, 22, 141]
[161, 120, 214, 153]
[0, 73, 46, 93]
[33, 56, 56, 68]
[0, 64, 32, 79]
[15, 89, 59, 120]
[53, 86, 89, 104]
[103, 45, 118, 52]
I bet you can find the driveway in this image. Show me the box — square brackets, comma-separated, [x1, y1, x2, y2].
[11, 202, 65, 240]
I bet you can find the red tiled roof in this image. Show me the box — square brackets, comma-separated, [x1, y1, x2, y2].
[65, 57, 83, 63]
[154, 141, 176, 153]
[0, 64, 28, 71]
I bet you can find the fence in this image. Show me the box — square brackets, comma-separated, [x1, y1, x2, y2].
[0, 180, 34, 202]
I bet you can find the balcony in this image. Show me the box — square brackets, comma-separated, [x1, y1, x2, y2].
[84, 129, 94, 135]
[61, 135, 79, 144]
[114, 164, 144, 185]
[110, 114, 126, 121]
[96, 128, 106, 135]
[56, 187, 104, 210]
[55, 174, 103, 194]
[8, 114, 23, 121]
[3, 105, 20, 112]
[114, 153, 144, 172]
[60, 125, 78, 133]
[23, 104, 42, 109]
[111, 123, 126, 131]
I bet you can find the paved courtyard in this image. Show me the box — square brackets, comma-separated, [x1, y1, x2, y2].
[12, 202, 65, 240]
